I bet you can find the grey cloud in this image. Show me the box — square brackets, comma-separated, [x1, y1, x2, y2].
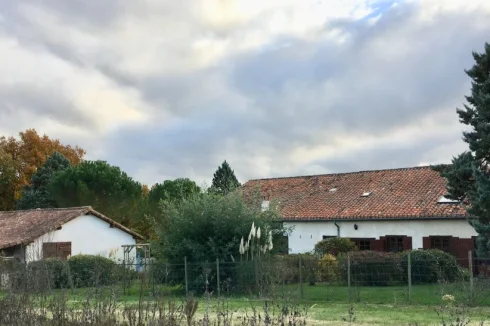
[228, 3, 490, 137]
[1, 0, 489, 186]
[304, 132, 466, 176]
[0, 85, 94, 128]
[103, 1, 490, 185]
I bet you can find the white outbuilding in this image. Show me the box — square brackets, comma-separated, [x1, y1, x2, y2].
[0, 206, 143, 263]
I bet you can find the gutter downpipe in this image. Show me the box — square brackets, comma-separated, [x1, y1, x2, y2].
[334, 220, 340, 237]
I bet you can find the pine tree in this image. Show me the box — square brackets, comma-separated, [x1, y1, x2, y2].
[16, 152, 71, 209]
[434, 43, 490, 257]
[211, 160, 241, 195]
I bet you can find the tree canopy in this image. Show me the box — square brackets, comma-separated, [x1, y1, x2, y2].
[16, 152, 71, 210]
[0, 129, 85, 202]
[211, 160, 240, 196]
[47, 160, 144, 227]
[434, 42, 490, 257]
[156, 190, 283, 263]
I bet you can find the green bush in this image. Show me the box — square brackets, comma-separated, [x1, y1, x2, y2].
[26, 259, 72, 290]
[399, 249, 464, 283]
[339, 251, 403, 286]
[314, 237, 357, 257]
[316, 254, 340, 283]
[272, 253, 318, 285]
[68, 255, 116, 288]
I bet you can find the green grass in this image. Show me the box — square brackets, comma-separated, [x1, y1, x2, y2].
[107, 279, 490, 306]
[3, 281, 490, 325]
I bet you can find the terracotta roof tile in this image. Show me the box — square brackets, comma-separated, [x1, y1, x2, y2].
[242, 166, 468, 221]
[0, 206, 144, 250]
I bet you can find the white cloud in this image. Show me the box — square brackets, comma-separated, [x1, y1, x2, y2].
[0, 0, 489, 186]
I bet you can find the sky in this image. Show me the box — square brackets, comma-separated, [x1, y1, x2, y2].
[0, 0, 489, 187]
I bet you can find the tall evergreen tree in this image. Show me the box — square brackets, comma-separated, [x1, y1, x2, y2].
[434, 43, 490, 257]
[211, 160, 241, 195]
[16, 152, 71, 210]
[47, 160, 144, 227]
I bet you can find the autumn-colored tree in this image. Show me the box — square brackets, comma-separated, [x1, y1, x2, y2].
[0, 129, 85, 201]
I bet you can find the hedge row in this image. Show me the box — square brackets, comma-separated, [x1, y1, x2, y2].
[273, 249, 466, 286]
[12, 255, 120, 290]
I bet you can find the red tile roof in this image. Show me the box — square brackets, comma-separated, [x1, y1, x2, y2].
[242, 166, 468, 221]
[0, 206, 144, 250]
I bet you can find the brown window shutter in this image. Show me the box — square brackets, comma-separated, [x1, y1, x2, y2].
[403, 237, 412, 251]
[371, 237, 386, 252]
[448, 237, 457, 257]
[42, 243, 57, 259]
[422, 237, 430, 249]
[379, 236, 387, 251]
[56, 242, 72, 260]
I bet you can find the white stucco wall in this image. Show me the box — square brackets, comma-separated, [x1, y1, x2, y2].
[25, 214, 137, 263]
[285, 219, 478, 254]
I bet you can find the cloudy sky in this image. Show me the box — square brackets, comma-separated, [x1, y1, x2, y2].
[1, 0, 489, 187]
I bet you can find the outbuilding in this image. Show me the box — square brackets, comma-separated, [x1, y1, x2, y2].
[0, 206, 143, 263]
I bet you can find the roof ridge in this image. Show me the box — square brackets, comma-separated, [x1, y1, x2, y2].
[245, 165, 436, 182]
[0, 206, 92, 213]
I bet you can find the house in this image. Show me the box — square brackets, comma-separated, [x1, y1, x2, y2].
[0, 206, 144, 263]
[242, 166, 477, 266]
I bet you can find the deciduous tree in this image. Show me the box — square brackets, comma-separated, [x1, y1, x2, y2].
[434, 43, 490, 257]
[156, 190, 283, 263]
[140, 178, 201, 239]
[0, 129, 85, 200]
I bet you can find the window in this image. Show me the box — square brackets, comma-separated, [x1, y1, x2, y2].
[42, 242, 72, 260]
[322, 235, 337, 240]
[351, 238, 372, 251]
[430, 236, 450, 252]
[261, 200, 270, 212]
[437, 195, 459, 204]
[386, 236, 404, 252]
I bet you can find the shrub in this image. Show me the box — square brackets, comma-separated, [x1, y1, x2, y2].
[151, 260, 184, 286]
[399, 249, 464, 284]
[68, 255, 116, 288]
[314, 237, 357, 257]
[316, 254, 339, 283]
[26, 259, 72, 290]
[269, 255, 300, 284]
[339, 251, 403, 286]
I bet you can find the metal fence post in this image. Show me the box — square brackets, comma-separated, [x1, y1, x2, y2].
[469, 250, 474, 300]
[299, 255, 303, 299]
[408, 251, 412, 303]
[347, 253, 351, 303]
[184, 256, 188, 296]
[216, 258, 220, 297]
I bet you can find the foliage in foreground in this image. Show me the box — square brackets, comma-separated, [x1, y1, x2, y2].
[156, 190, 284, 263]
[0, 280, 309, 326]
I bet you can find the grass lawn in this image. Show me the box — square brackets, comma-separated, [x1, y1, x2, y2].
[4, 281, 490, 325]
[54, 281, 490, 325]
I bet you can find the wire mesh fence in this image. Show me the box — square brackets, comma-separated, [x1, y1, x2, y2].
[2, 252, 490, 306]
